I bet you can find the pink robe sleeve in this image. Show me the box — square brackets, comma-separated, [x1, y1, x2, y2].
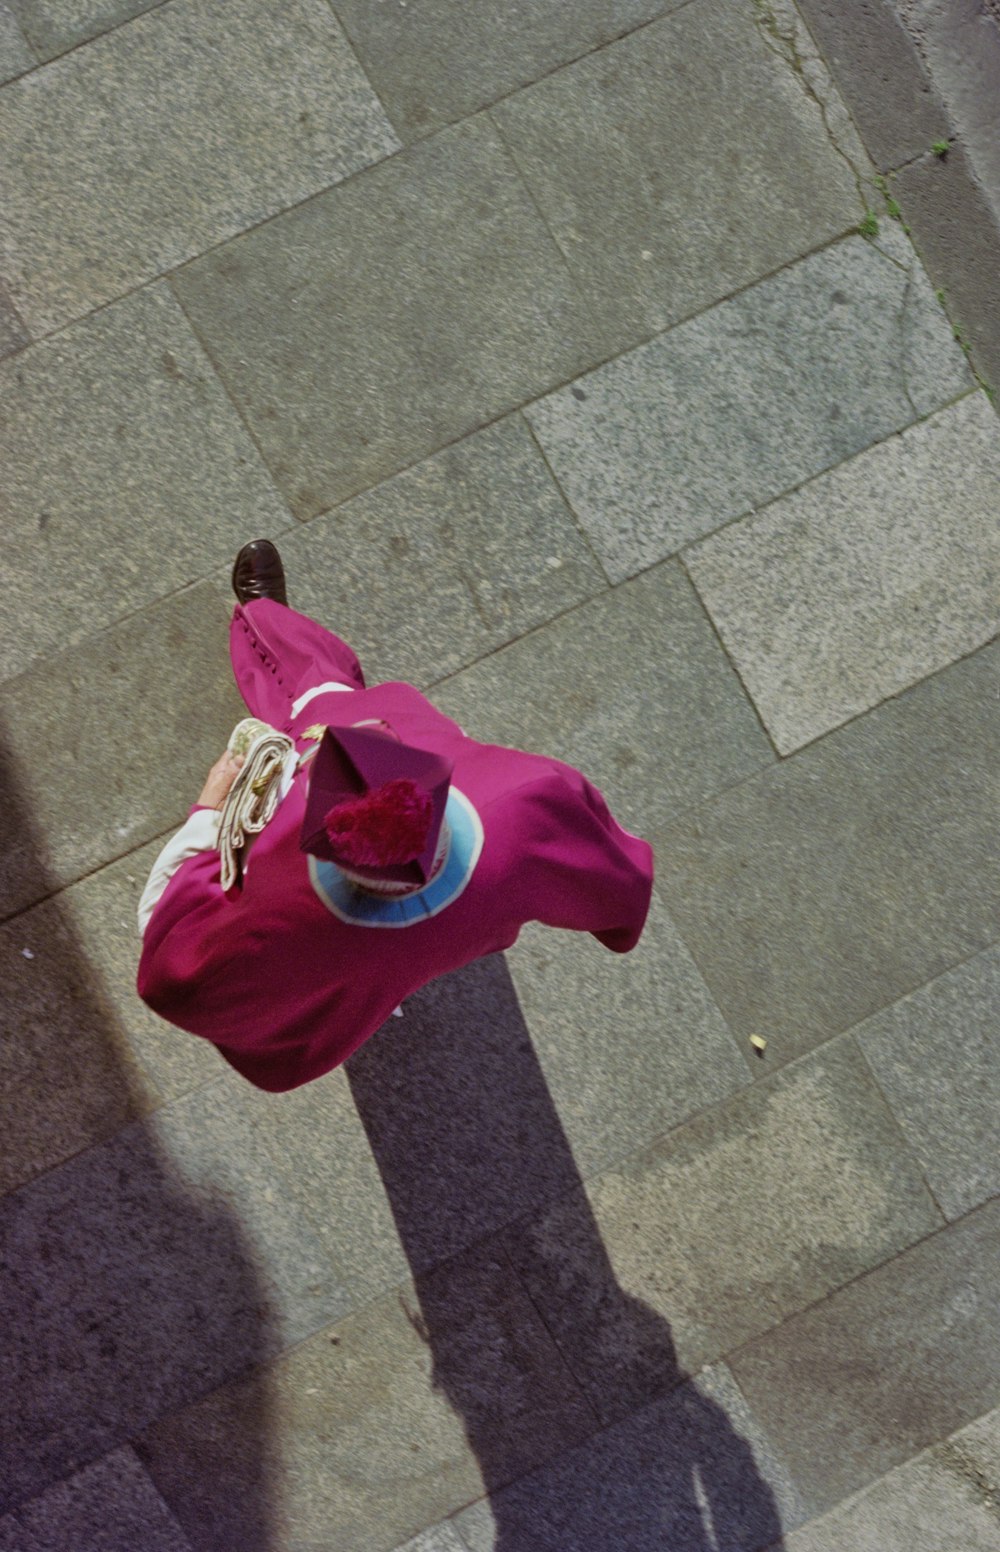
[136, 847, 232, 1028]
[511, 766, 654, 953]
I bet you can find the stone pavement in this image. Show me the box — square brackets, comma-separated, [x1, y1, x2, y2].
[1, 0, 999, 1547]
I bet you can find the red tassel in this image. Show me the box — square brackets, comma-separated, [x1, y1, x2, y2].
[324, 779, 433, 867]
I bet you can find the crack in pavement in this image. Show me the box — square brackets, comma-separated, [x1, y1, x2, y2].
[751, 0, 876, 214]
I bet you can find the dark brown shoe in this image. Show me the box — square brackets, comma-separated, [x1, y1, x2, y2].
[232, 539, 288, 606]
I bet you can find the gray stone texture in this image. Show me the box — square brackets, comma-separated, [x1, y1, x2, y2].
[249, 417, 605, 688]
[139, 1248, 596, 1551]
[780, 1405, 1000, 1551]
[0, 831, 216, 1193]
[0, 0, 398, 334]
[334, 0, 681, 140]
[3, 0, 1000, 1535]
[0, 885, 155, 1198]
[685, 391, 1000, 752]
[0, 285, 291, 682]
[4, 0, 163, 60]
[504, 894, 752, 1182]
[856, 944, 1000, 1220]
[657, 640, 1000, 1065]
[492, 0, 862, 341]
[795, 0, 949, 169]
[896, 0, 1000, 223]
[454, 1364, 803, 1552]
[0, 1078, 348, 1511]
[0, 4, 34, 84]
[0, 1448, 194, 1552]
[171, 117, 617, 519]
[144, 1080, 354, 1347]
[730, 1199, 1000, 1516]
[526, 236, 971, 581]
[393, 1526, 469, 1552]
[434, 561, 775, 846]
[230, 952, 607, 1307]
[225, 1063, 413, 1307]
[895, 144, 1000, 399]
[336, 952, 595, 1275]
[500, 1039, 941, 1414]
[0, 581, 245, 919]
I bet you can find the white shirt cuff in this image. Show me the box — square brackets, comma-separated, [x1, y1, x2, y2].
[138, 809, 222, 936]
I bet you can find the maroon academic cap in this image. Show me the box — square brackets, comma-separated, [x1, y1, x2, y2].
[299, 723, 453, 886]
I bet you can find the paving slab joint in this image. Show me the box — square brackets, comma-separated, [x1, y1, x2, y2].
[928, 277, 1000, 409]
[677, 551, 784, 761]
[164, 275, 302, 526]
[894, 256, 921, 419]
[516, 411, 616, 585]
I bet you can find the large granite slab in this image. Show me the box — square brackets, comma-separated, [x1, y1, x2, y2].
[729, 1199, 1000, 1516]
[248, 949, 586, 1291]
[232, 899, 747, 1308]
[231, 943, 657, 1308]
[433, 561, 775, 846]
[856, 943, 1000, 1221]
[244, 416, 605, 688]
[656, 640, 1000, 1065]
[333, 0, 678, 140]
[232, 951, 596, 1307]
[780, 1405, 1000, 1552]
[0, 581, 245, 920]
[171, 117, 617, 519]
[453, 1363, 803, 1552]
[0, 0, 398, 333]
[139, 1244, 596, 1552]
[228, 900, 742, 1309]
[686, 391, 999, 751]
[0, 1448, 194, 1552]
[504, 892, 751, 1182]
[226, 1062, 412, 1308]
[0, 284, 291, 682]
[499, 1038, 940, 1418]
[0, 1078, 351, 1512]
[492, 0, 861, 341]
[242, 878, 741, 1258]
[526, 235, 971, 581]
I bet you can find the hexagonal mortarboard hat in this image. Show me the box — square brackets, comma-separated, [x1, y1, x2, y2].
[299, 723, 453, 887]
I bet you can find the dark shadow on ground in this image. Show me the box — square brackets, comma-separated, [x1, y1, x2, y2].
[347, 951, 787, 1552]
[0, 728, 275, 1549]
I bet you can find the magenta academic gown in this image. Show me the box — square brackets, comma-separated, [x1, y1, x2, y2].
[137, 599, 654, 1092]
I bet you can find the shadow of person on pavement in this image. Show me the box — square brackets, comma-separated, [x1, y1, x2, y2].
[0, 728, 275, 1550]
[346, 949, 787, 1552]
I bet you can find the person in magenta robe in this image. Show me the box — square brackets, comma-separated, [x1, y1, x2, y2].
[136, 541, 654, 1092]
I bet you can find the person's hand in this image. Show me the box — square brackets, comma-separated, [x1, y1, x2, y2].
[197, 750, 245, 809]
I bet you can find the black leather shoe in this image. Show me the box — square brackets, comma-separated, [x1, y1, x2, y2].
[232, 539, 288, 606]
